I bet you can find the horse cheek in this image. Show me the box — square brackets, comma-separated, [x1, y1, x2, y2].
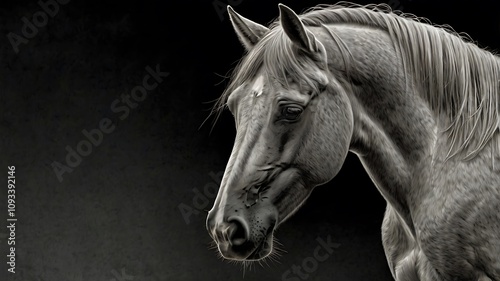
[303, 95, 352, 185]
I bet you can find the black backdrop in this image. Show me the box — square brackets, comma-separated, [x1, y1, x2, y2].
[0, 0, 498, 280]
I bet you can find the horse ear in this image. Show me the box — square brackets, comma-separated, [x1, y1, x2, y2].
[278, 4, 318, 53]
[227, 6, 269, 51]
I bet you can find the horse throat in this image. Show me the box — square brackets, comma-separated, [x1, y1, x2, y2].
[332, 27, 437, 236]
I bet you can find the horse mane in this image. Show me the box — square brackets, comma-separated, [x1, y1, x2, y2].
[215, 2, 500, 160]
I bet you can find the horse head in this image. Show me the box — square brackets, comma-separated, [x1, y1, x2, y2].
[207, 4, 354, 261]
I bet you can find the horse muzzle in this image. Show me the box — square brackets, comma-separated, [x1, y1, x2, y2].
[206, 207, 277, 260]
[206, 167, 308, 260]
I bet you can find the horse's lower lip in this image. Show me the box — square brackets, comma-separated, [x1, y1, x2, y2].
[246, 238, 270, 260]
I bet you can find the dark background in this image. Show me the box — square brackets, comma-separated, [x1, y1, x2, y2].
[0, 0, 498, 280]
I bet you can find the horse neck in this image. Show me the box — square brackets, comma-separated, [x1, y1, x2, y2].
[317, 25, 438, 233]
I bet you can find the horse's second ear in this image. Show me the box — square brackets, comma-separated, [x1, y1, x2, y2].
[228, 6, 269, 51]
[278, 4, 319, 53]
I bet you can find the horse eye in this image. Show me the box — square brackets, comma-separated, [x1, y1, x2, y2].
[282, 106, 303, 121]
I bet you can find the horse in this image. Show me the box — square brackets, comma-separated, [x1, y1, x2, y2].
[206, 3, 500, 280]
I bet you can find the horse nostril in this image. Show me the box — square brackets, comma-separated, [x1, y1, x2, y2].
[227, 216, 249, 246]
